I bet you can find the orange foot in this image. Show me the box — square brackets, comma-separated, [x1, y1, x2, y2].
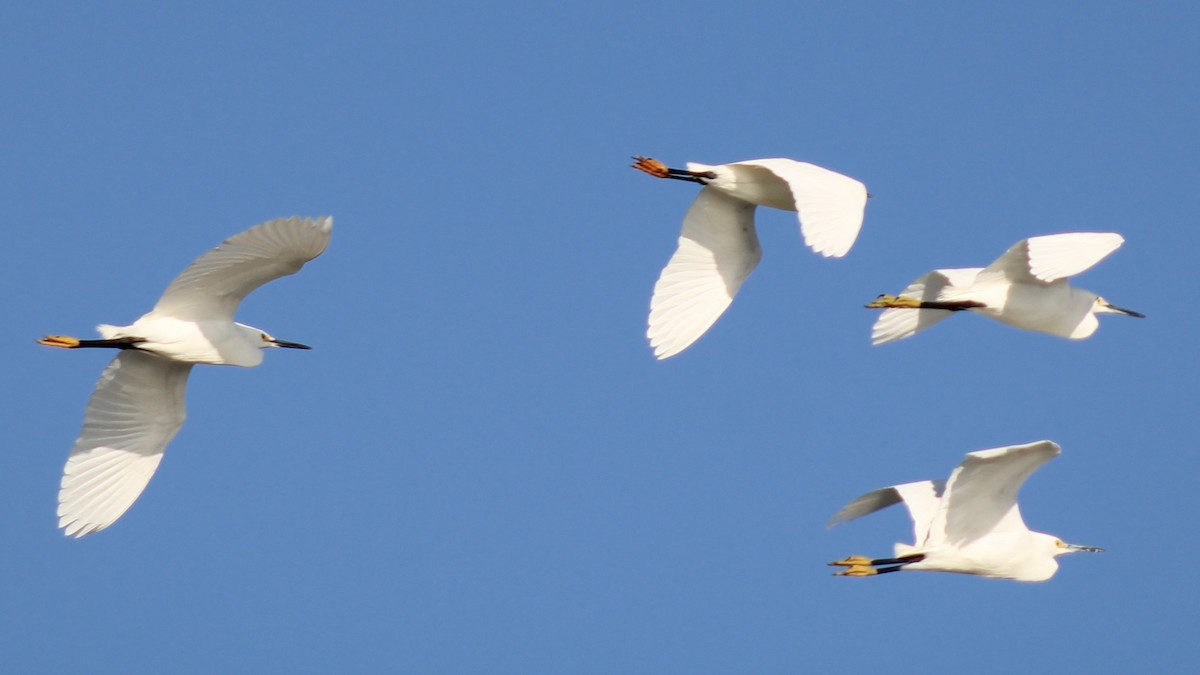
[865, 294, 921, 309]
[38, 335, 82, 348]
[828, 555, 873, 567]
[834, 565, 879, 577]
[631, 156, 671, 178]
[38, 335, 81, 348]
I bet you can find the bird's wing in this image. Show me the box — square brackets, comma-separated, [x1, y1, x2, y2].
[827, 480, 947, 545]
[870, 268, 982, 345]
[927, 441, 1061, 547]
[152, 216, 333, 321]
[732, 159, 868, 258]
[977, 232, 1124, 285]
[58, 351, 193, 537]
[648, 187, 762, 359]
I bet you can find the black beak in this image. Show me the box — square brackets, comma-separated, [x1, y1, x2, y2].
[1107, 303, 1145, 318]
[271, 338, 312, 350]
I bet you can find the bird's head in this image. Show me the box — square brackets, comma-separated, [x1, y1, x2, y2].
[1052, 537, 1104, 558]
[237, 323, 311, 350]
[1093, 296, 1145, 318]
[1014, 534, 1104, 581]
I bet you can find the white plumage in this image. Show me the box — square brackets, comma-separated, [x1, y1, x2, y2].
[869, 232, 1142, 345]
[42, 216, 332, 537]
[633, 157, 868, 359]
[828, 441, 1103, 581]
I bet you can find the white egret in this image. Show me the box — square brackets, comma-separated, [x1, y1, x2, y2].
[827, 440, 1102, 581]
[39, 216, 332, 537]
[632, 156, 868, 359]
[868, 232, 1143, 345]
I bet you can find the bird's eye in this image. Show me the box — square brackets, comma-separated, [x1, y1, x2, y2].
[1055, 540, 1064, 548]
[260, 333, 270, 342]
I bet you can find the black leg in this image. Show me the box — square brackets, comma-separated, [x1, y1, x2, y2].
[39, 335, 146, 349]
[75, 337, 146, 349]
[79, 336, 143, 345]
[665, 168, 717, 182]
[918, 300, 985, 311]
[868, 553, 926, 566]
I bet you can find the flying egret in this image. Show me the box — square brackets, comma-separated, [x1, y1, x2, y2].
[827, 440, 1102, 581]
[38, 215, 332, 537]
[632, 156, 868, 359]
[867, 231, 1143, 345]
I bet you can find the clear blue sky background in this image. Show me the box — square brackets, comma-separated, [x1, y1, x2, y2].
[3, 3, 1197, 673]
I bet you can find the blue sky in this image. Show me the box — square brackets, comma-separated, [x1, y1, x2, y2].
[3, 2, 1197, 672]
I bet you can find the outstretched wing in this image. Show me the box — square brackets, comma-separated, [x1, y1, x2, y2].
[732, 159, 868, 258]
[827, 480, 947, 546]
[152, 216, 333, 321]
[978, 232, 1124, 286]
[927, 440, 1061, 547]
[648, 188, 761, 359]
[871, 268, 982, 345]
[58, 351, 193, 537]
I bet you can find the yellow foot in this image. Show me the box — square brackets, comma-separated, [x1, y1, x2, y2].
[631, 156, 671, 178]
[865, 294, 921, 309]
[828, 555, 873, 567]
[38, 335, 81, 348]
[834, 565, 879, 577]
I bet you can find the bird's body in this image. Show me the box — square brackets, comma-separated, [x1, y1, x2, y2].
[95, 318, 269, 366]
[632, 156, 868, 359]
[827, 441, 1102, 582]
[868, 232, 1142, 345]
[965, 276, 1104, 336]
[688, 161, 798, 213]
[40, 215, 332, 537]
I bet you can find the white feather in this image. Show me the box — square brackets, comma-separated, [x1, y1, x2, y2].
[870, 268, 981, 345]
[648, 188, 761, 360]
[58, 351, 192, 537]
[729, 159, 868, 258]
[153, 215, 332, 321]
[978, 232, 1124, 285]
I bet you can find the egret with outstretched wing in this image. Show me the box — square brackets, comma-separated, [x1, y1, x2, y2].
[40, 216, 332, 537]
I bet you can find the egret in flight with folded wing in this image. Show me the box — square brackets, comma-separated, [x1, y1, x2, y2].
[39, 216, 332, 537]
[632, 156, 868, 359]
[867, 232, 1142, 345]
[826, 440, 1102, 581]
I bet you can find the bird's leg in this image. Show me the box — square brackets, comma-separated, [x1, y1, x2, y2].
[38, 335, 146, 349]
[830, 553, 925, 577]
[864, 554, 926, 566]
[631, 156, 717, 185]
[828, 555, 873, 567]
[834, 564, 879, 577]
[865, 295, 985, 311]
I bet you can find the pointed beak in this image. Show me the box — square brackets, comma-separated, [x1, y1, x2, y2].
[270, 338, 312, 350]
[1102, 301, 1145, 318]
[1064, 543, 1104, 553]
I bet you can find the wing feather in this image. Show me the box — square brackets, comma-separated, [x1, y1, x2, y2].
[870, 268, 982, 345]
[734, 159, 868, 258]
[58, 351, 193, 537]
[927, 441, 1060, 547]
[648, 188, 761, 359]
[152, 216, 333, 320]
[828, 480, 946, 546]
[979, 232, 1123, 285]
